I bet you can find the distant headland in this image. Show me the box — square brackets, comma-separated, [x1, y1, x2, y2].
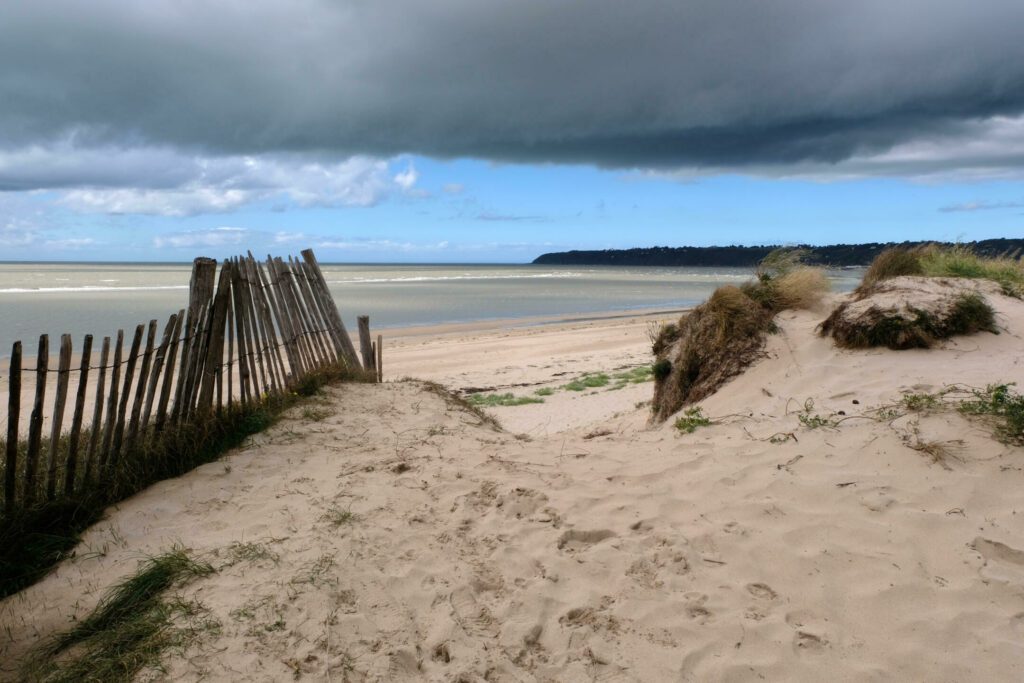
[532, 238, 1024, 267]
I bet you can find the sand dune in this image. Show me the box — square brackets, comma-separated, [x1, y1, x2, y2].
[2, 296, 1024, 681]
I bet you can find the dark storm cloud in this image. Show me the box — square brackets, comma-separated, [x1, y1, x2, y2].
[2, 0, 1024, 172]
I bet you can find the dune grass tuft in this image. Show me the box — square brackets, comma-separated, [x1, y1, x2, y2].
[562, 373, 611, 391]
[21, 547, 215, 683]
[651, 249, 829, 421]
[857, 244, 1024, 297]
[466, 392, 545, 407]
[858, 247, 926, 292]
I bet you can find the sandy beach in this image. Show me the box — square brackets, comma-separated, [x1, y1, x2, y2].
[3, 294, 1024, 681]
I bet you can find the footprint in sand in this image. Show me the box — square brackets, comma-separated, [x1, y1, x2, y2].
[859, 487, 896, 512]
[683, 593, 712, 622]
[793, 631, 829, 653]
[496, 487, 550, 519]
[746, 583, 778, 601]
[971, 537, 1024, 583]
[449, 586, 498, 638]
[557, 528, 616, 551]
[431, 641, 452, 663]
[786, 611, 829, 653]
[386, 648, 423, 680]
[744, 583, 778, 621]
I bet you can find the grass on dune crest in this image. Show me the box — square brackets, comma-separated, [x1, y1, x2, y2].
[859, 244, 1024, 297]
[821, 244, 1012, 350]
[20, 547, 216, 683]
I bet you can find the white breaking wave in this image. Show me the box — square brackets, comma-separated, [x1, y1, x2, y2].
[327, 272, 584, 284]
[0, 285, 189, 294]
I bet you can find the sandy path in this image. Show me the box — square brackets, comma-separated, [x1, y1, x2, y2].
[3, 298, 1024, 681]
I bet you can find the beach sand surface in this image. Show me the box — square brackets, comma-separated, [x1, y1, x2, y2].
[2, 296, 1024, 681]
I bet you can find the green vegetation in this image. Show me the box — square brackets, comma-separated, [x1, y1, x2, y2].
[612, 365, 654, 384]
[20, 548, 216, 683]
[652, 359, 672, 381]
[534, 387, 555, 397]
[820, 291, 997, 350]
[796, 399, 836, 430]
[320, 505, 358, 527]
[0, 361, 376, 600]
[959, 383, 1024, 444]
[674, 407, 713, 434]
[563, 372, 611, 391]
[858, 244, 1024, 298]
[225, 541, 279, 565]
[901, 392, 942, 412]
[466, 392, 545, 407]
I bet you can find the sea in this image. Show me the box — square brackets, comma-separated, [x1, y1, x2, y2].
[0, 262, 863, 357]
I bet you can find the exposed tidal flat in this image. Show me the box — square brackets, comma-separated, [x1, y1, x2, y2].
[0, 262, 863, 357]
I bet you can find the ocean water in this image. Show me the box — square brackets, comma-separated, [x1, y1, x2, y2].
[0, 262, 863, 357]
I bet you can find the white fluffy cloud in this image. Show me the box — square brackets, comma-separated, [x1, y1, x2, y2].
[152, 226, 252, 248]
[0, 142, 419, 216]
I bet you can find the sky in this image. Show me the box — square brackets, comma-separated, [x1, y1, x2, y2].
[0, 1, 1022, 263]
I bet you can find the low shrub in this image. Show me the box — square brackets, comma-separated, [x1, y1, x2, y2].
[959, 383, 1024, 443]
[820, 292, 997, 350]
[674, 407, 712, 434]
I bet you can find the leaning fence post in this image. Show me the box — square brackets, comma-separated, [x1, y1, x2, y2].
[109, 324, 144, 470]
[24, 334, 49, 507]
[64, 334, 93, 497]
[357, 316, 374, 371]
[5, 341, 22, 514]
[99, 330, 124, 476]
[84, 336, 110, 484]
[376, 334, 383, 383]
[140, 314, 177, 432]
[125, 320, 157, 452]
[301, 249, 360, 366]
[197, 262, 232, 416]
[45, 335, 73, 500]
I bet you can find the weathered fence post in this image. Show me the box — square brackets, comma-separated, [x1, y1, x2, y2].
[154, 311, 185, 433]
[98, 330, 124, 476]
[358, 316, 374, 372]
[197, 262, 232, 416]
[5, 341, 22, 514]
[24, 335, 49, 507]
[301, 249, 360, 366]
[45, 334, 73, 500]
[377, 334, 383, 383]
[65, 334, 93, 496]
[141, 314, 177, 432]
[84, 336, 110, 484]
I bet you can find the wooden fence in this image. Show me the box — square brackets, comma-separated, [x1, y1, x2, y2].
[2, 249, 382, 517]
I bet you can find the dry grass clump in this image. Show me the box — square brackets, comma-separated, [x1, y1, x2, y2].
[858, 247, 925, 292]
[651, 250, 829, 422]
[820, 291, 997, 350]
